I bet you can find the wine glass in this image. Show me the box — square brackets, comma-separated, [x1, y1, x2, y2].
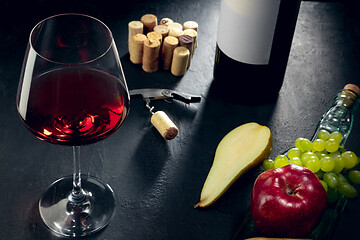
[16, 13, 130, 237]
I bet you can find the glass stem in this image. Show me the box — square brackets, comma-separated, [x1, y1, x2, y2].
[71, 146, 86, 203]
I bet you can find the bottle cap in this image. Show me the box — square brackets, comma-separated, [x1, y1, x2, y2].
[344, 84, 360, 96]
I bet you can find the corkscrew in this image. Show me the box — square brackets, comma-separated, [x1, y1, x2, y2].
[144, 98, 155, 115]
[129, 88, 201, 140]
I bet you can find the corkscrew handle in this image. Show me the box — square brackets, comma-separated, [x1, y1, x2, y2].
[129, 88, 201, 104]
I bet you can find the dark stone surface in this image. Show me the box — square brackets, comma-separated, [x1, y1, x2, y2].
[0, 0, 359, 239]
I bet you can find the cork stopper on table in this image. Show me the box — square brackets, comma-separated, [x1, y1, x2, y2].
[128, 21, 143, 38]
[160, 18, 173, 26]
[128, 21, 144, 52]
[151, 111, 178, 140]
[171, 46, 190, 76]
[154, 25, 170, 38]
[183, 20, 198, 31]
[179, 35, 194, 67]
[167, 22, 183, 31]
[141, 14, 158, 34]
[168, 28, 184, 39]
[147, 31, 163, 45]
[161, 36, 179, 70]
[183, 29, 197, 48]
[142, 38, 161, 73]
[129, 33, 147, 64]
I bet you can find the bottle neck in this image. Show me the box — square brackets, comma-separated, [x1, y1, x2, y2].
[334, 89, 359, 111]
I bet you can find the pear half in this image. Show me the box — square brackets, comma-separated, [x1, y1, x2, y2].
[195, 122, 272, 208]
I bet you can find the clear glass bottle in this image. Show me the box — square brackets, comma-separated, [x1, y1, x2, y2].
[310, 84, 359, 240]
[311, 84, 360, 145]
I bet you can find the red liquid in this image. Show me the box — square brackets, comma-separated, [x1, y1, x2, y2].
[17, 67, 129, 146]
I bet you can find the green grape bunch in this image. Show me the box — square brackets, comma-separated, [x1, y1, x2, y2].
[262, 129, 360, 201]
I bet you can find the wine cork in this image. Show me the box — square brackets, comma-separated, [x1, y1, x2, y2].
[153, 25, 170, 38]
[141, 14, 157, 34]
[161, 36, 179, 70]
[130, 33, 147, 64]
[167, 22, 183, 31]
[128, 21, 144, 51]
[147, 31, 163, 45]
[151, 111, 178, 140]
[344, 84, 360, 95]
[179, 35, 194, 67]
[343, 84, 360, 107]
[128, 21, 143, 41]
[168, 28, 184, 39]
[183, 28, 198, 48]
[160, 18, 173, 26]
[183, 20, 198, 31]
[171, 46, 190, 76]
[142, 38, 161, 73]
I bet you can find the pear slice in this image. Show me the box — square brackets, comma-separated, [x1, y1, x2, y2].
[195, 122, 272, 208]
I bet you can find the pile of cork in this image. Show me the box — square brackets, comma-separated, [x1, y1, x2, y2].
[128, 14, 198, 76]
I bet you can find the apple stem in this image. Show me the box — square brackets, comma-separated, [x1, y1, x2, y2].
[288, 184, 302, 195]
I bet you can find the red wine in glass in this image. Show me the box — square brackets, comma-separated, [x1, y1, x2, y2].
[21, 67, 129, 146]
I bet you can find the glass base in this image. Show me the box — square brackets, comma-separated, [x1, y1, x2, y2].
[39, 175, 115, 237]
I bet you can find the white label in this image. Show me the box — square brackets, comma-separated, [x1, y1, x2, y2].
[217, 0, 281, 65]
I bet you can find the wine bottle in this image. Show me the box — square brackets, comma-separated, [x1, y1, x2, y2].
[213, 0, 301, 103]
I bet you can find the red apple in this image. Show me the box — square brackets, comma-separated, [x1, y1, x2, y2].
[250, 164, 327, 237]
